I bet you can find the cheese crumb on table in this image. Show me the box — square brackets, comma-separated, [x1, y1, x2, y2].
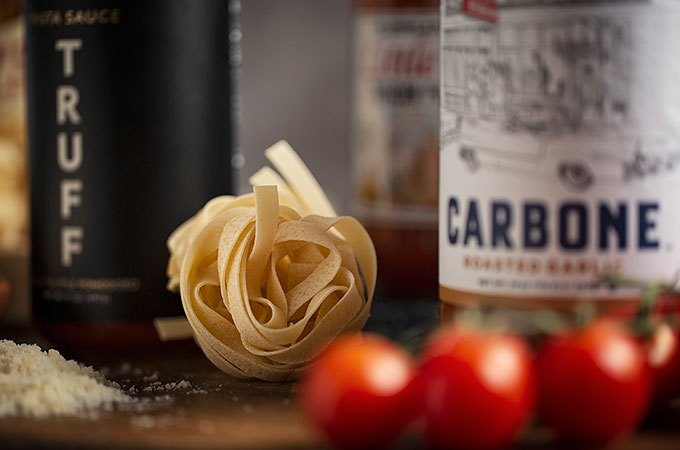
[0, 340, 131, 418]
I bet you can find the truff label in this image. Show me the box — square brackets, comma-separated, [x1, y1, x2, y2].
[439, 2, 680, 299]
[55, 38, 83, 267]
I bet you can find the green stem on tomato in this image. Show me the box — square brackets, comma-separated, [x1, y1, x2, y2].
[597, 271, 679, 336]
[573, 301, 598, 330]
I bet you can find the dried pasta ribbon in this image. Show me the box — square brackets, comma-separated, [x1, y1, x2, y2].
[166, 141, 377, 381]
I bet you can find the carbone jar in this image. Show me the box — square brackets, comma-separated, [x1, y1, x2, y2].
[440, 0, 680, 311]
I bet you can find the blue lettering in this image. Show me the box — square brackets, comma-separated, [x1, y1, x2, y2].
[638, 202, 659, 249]
[464, 200, 483, 247]
[523, 202, 547, 248]
[599, 202, 626, 250]
[443, 198, 662, 252]
[492, 201, 513, 248]
[448, 197, 458, 245]
[560, 203, 588, 250]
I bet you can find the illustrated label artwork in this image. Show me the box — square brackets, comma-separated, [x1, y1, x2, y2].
[439, 0, 680, 300]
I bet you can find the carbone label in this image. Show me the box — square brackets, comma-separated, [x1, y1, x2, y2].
[440, 1, 680, 299]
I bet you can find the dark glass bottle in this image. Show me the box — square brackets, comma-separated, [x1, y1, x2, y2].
[26, 0, 238, 350]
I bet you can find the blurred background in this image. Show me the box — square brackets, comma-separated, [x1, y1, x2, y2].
[0, 0, 438, 326]
[0, 0, 27, 324]
[240, 0, 352, 210]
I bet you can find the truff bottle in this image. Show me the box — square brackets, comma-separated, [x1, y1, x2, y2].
[26, 0, 240, 350]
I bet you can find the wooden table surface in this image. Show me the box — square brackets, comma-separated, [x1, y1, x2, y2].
[1, 330, 322, 450]
[1, 299, 679, 450]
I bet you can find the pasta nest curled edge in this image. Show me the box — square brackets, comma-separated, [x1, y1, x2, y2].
[166, 142, 376, 381]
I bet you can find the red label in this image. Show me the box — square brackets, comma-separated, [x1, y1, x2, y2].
[462, 0, 498, 24]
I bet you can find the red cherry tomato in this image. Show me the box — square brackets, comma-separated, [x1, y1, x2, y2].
[299, 334, 417, 450]
[537, 319, 651, 444]
[419, 327, 535, 450]
[647, 323, 680, 404]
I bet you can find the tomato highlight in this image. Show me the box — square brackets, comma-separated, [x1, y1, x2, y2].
[299, 334, 417, 449]
[419, 327, 535, 450]
[537, 319, 651, 444]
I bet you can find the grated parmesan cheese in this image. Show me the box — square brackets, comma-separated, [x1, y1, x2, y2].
[0, 340, 131, 418]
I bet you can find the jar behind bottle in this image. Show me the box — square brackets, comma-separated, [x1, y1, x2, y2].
[351, 0, 440, 298]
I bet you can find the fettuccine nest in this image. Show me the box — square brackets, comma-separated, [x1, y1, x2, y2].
[166, 142, 376, 381]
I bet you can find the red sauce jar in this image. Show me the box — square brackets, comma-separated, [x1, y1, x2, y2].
[351, 0, 439, 297]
